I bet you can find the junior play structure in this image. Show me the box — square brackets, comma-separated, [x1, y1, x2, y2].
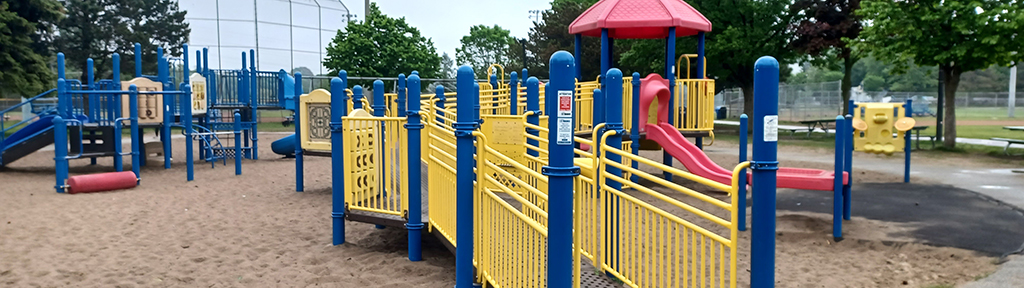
[0, 43, 273, 193]
[283, 0, 869, 287]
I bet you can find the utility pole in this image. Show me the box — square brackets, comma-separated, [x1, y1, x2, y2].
[529, 10, 542, 22]
[365, 0, 370, 22]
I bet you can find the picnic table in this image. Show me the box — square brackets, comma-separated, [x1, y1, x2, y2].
[909, 126, 934, 150]
[797, 119, 837, 137]
[1002, 127, 1024, 173]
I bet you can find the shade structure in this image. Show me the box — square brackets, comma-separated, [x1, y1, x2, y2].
[569, 0, 712, 39]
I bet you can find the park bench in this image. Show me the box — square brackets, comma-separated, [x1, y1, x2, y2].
[778, 124, 814, 136]
[990, 138, 1024, 156]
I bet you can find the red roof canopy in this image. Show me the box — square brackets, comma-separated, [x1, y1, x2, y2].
[569, 0, 712, 39]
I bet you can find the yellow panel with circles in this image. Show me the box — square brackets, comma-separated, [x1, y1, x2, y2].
[851, 102, 916, 155]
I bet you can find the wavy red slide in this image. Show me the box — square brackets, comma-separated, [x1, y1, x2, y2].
[644, 122, 847, 191]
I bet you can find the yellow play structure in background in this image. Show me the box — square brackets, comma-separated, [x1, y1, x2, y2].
[851, 102, 916, 155]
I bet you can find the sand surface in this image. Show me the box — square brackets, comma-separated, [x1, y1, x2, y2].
[0, 133, 999, 287]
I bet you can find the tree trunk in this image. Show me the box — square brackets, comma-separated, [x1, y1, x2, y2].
[742, 84, 754, 122]
[941, 65, 962, 148]
[841, 53, 855, 116]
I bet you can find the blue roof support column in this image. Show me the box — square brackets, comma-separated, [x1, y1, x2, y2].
[663, 27, 677, 180]
[405, 74, 424, 261]
[129, 85, 140, 180]
[398, 74, 407, 117]
[250, 49, 258, 159]
[159, 56, 172, 169]
[331, 72, 348, 245]
[294, 72, 304, 192]
[526, 77, 540, 157]
[509, 72, 518, 115]
[134, 43, 142, 77]
[751, 56, 780, 288]
[600, 29, 609, 83]
[183, 84, 194, 181]
[545, 51, 579, 288]
[697, 32, 706, 79]
[574, 34, 582, 81]
[739, 113, 748, 231]
[454, 65, 480, 288]
[630, 73, 641, 183]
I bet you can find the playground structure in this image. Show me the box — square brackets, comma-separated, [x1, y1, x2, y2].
[0, 43, 278, 192]
[850, 100, 915, 182]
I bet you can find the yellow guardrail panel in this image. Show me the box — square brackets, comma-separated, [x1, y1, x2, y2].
[299, 89, 333, 151]
[675, 79, 716, 132]
[341, 115, 408, 217]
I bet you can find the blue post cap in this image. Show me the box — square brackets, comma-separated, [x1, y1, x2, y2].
[373, 79, 385, 91]
[755, 56, 780, 70]
[549, 50, 574, 67]
[407, 74, 421, 112]
[331, 78, 345, 96]
[412, 71, 419, 75]
[338, 70, 347, 79]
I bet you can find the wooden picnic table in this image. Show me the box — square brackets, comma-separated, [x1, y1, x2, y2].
[910, 126, 933, 150]
[798, 118, 837, 137]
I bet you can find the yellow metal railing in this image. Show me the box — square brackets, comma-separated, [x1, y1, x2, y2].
[591, 129, 748, 288]
[425, 106, 459, 244]
[674, 79, 716, 132]
[341, 115, 409, 217]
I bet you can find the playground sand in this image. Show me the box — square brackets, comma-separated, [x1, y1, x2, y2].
[0, 134, 997, 287]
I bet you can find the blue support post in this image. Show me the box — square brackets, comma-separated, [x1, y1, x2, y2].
[157, 47, 163, 64]
[373, 80, 386, 117]
[664, 28, 676, 180]
[454, 65, 480, 288]
[183, 84, 194, 181]
[235, 111, 242, 175]
[435, 86, 446, 123]
[196, 51, 202, 73]
[904, 99, 912, 183]
[739, 114, 748, 231]
[593, 88, 605, 127]
[406, 74, 425, 261]
[134, 43, 142, 77]
[352, 83, 364, 110]
[490, 74, 498, 115]
[600, 29, 609, 82]
[843, 113, 853, 221]
[203, 48, 210, 75]
[509, 72, 519, 115]
[697, 32, 706, 78]
[398, 74, 407, 117]
[526, 77, 540, 157]
[129, 85, 140, 180]
[545, 51, 579, 288]
[604, 69, 625, 270]
[57, 53, 65, 80]
[521, 68, 529, 86]
[833, 116, 846, 240]
[53, 115, 68, 193]
[250, 50, 258, 160]
[112, 54, 123, 171]
[159, 56, 172, 169]
[750, 56, 780, 288]
[294, 72, 304, 192]
[331, 72, 348, 245]
[574, 34, 583, 81]
[183, 44, 190, 84]
[87, 58, 96, 124]
[87, 58, 94, 86]
[631, 73, 641, 183]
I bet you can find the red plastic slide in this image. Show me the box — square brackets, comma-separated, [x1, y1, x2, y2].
[638, 73, 846, 191]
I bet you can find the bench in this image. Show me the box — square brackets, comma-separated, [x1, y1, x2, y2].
[778, 125, 814, 136]
[910, 126, 934, 150]
[990, 138, 1024, 156]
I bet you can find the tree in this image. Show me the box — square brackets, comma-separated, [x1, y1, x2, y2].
[292, 67, 314, 77]
[323, 2, 441, 87]
[790, 0, 863, 115]
[0, 0, 62, 97]
[857, 0, 1024, 148]
[525, 0, 602, 79]
[619, 0, 799, 118]
[457, 25, 517, 78]
[55, 0, 189, 82]
[431, 52, 457, 92]
[860, 74, 885, 91]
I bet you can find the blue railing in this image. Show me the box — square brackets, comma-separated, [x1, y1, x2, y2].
[1, 89, 58, 145]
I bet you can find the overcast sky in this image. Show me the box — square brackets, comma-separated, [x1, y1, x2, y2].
[354, 0, 553, 59]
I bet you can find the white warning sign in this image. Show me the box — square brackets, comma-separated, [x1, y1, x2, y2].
[764, 115, 778, 142]
[557, 118, 572, 145]
[557, 90, 572, 118]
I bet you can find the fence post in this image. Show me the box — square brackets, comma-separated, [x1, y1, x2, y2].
[294, 72, 303, 192]
[406, 74, 424, 261]
[510, 71, 518, 115]
[546, 51, 579, 288]
[398, 74, 407, 117]
[129, 85, 140, 180]
[454, 65, 480, 288]
[526, 77, 540, 157]
[833, 115, 846, 240]
[53, 115, 68, 193]
[739, 114, 748, 231]
[235, 111, 242, 175]
[184, 84, 194, 181]
[331, 72, 348, 245]
[750, 56, 780, 288]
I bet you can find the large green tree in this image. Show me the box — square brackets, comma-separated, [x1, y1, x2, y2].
[620, 0, 799, 118]
[55, 0, 189, 82]
[857, 0, 1024, 148]
[457, 25, 517, 78]
[790, 0, 863, 115]
[323, 2, 441, 87]
[0, 0, 62, 97]
[525, 0, 602, 79]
